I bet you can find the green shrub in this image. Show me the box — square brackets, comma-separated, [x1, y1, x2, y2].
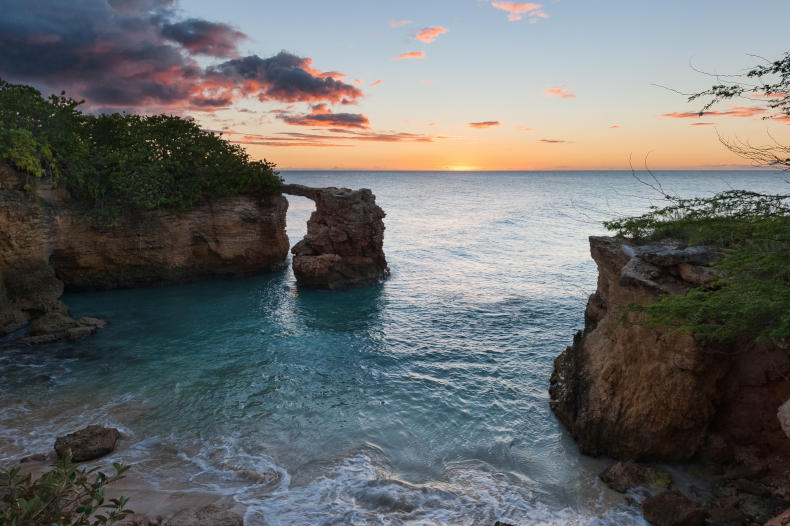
[605, 190, 790, 343]
[0, 453, 132, 526]
[0, 79, 282, 224]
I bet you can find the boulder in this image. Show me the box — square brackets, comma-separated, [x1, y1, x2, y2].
[599, 461, 672, 493]
[641, 491, 707, 526]
[167, 504, 243, 526]
[54, 425, 120, 462]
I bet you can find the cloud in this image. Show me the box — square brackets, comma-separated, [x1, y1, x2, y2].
[276, 104, 370, 129]
[160, 18, 246, 57]
[514, 125, 532, 131]
[389, 19, 413, 28]
[661, 106, 766, 119]
[539, 139, 567, 143]
[543, 86, 575, 99]
[609, 125, 620, 129]
[491, 2, 548, 22]
[689, 122, 715, 126]
[394, 51, 425, 60]
[415, 26, 448, 43]
[468, 121, 500, 129]
[229, 128, 445, 147]
[370, 79, 382, 86]
[0, 0, 362, 111]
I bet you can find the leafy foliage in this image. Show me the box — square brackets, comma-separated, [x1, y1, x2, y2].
[605, 189, 790, 343]
[0, 453, 132, 526]
[0, 79, 282, 224]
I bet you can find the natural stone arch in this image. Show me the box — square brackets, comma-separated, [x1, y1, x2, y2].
[281, 184, 389, 290]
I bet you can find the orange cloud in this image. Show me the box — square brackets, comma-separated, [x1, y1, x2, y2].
[389, 19, 412, 28]
[491, 2, 547, 22]
[415, 26, 448, 43]
[370, 79, 382, 86]
[468, 121, 500, 129]
[609, 125, 620, 129]
[394, 51, 425, 60]
[539, 139, 567, 143]
[661, 106, 766, 119]
[515, 125, 532, 131]
[689, 122, 716, 126]
[543, 86, 575, 99]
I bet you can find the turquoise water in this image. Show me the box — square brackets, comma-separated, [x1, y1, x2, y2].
[2, 171, 787, 525]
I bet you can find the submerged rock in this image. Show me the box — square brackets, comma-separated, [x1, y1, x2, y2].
[167, 504, 243, 526]
[54, 425, 120, 462]
[283, 184, 389, 289]
[641, 491, 707, 526]
[599, 461, 672, 493]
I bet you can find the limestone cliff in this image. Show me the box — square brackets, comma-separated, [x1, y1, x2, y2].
[282, 184, 389, 290]
[550, 236, 790, 463]
[0, 164, 289, 339]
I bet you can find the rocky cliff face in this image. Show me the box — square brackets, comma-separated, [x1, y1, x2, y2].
[0, 164, 290, 339]
[550, 236, 790, 463]
[283, 184, 389, 290]
[50, 194, 288, 291]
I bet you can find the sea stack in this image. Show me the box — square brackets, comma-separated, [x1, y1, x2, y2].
[283, 184, 389, 290]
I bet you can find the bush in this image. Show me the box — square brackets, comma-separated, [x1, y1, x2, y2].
[0, 79, 282, 224]
[605, 189, 790, 343]
[0, 453, 132, 526]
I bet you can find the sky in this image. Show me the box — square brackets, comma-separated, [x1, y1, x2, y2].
[2, 0, 790, 170]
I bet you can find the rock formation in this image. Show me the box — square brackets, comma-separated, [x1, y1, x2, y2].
[550, 236, 790, 462]
[1, 164, 389, 341]
[54, 425, 120, 462]
[282, 184, 389, 289]
[550, 235, 790, 524]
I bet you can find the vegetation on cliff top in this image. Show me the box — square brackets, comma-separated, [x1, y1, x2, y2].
[605, 189, 790, 343]
[605, 52, 790, 344]
[0, 80, 281, 224]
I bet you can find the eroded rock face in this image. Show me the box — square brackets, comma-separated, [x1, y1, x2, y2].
[54, 425, 120, 462]
[550, 236, 790, 461]
[50, 194, 289, 291]
[283, 184, 388, 289]
[0, 163, 290, 340]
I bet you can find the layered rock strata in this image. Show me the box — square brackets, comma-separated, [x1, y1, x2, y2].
[282, 184, 389, 289]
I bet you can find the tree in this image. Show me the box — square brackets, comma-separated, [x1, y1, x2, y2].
[688, 52, 790, 169]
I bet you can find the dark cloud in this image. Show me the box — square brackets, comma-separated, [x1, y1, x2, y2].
[160, 19, 245, 57]
[276, 104, 369, 129]
[468, 121, 500, 129]
[0, 0, 363, 110]
[539, 139, 567, 143]
[208, 53, 362, 104]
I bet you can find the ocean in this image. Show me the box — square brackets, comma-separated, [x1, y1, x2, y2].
[1, 171, 787, 525]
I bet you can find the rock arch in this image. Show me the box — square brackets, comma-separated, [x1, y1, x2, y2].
[281, 184, 389, 290]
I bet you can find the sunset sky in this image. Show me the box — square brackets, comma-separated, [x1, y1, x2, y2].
[2, 0, 790, 170]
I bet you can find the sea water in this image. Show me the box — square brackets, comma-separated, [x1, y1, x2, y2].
[2, 171, 787, 525]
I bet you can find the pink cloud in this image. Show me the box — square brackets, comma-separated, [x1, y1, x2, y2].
[515, 125, 532, 131]
[389, 19, 413, 28]
[543, 86, 575, 99]
[415, 26, 448, 43]
[609, 125, 620, 129]
[661, 106, 767, 119]
[394, 51, 425, 60]
[491, 2, 548, 22]
[370, 79, 382, 86]
[689, 122, 716, 126]
[468, 121, 500, 129]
